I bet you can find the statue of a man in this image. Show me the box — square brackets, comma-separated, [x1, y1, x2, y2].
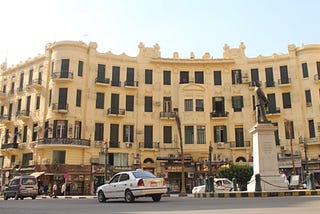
[254, 81, 271, 123]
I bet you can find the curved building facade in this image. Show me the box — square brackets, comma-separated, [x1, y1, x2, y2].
[0, 41, 320, 194]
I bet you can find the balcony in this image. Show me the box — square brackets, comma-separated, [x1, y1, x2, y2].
[27, 79, 43, 90]
[139, 142, 160, 150]
[0, 114, 12, 124]
[160, 111, 177, 119]
[229, 141, 250, 149]
[265, 81, 276, 87]
[124, 81, 139, 88]
[16, 86, 24, 93]
[107, 108, 125, 117]
[278, 78, 291, 87]
[1, 142, 18, 150]
[37, 138, 90, 148]
[16, 110, 31, 121]
[52, 71, 74, 82]
[111, 81, 121, 87]
[52, 103, 69, 114]
[210, 111, 229, 119]
[248, 81, 262, 89]
[266, 107, 281, 116]
[95, 77, 110, 86]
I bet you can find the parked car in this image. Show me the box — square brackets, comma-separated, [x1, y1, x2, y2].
[96, 170, 167, 203]
[4, 175, 38, 200]
[192, 178, 233, 194]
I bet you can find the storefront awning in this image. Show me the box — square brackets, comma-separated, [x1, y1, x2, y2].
[30, 171, 45, 177]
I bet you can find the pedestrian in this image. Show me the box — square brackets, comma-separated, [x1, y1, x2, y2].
[43, 184, 48, 195]
[52, 183, 58, 198]
[61, 182, 67, 196]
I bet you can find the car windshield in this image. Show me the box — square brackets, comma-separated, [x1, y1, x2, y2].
[21, 178, 37, 185]
[132, 171, 156, 179]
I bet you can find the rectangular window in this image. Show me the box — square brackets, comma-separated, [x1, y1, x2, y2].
[235, 127, 244, 147]
[232, 70, 242, 84]
[302, 63, 308, 78]
[265, 67, 275, 87]
[78, 61, 83, 76]
[145, 96, 153, 112]
[0, 156, 3, 168]
[52, 150, 66, 164]
[126, 67, 135, 86]
[214, 126, 227, 143]
[74, 121, 81, 139]
[53, 120, 67, 138]
[305, 90, 312, 106]
[308, 120, 315, 138]
[251, 68, 259, 85]
[282, 92, 292, 109]
[97, 64, 106, 80]
[96, 92, 104, 109]
[185, 126, 194, 144]
[76, 89, 82, 107]
[36, 95, 40, 110]
[126, 95, 134, 111]
[197, 126, 206, 144]
[267, 93, 277, 113]
[23, 125, 27, 143]
[32, 123, 38, 141]
[280, 65, 289, 84]
[273, 123, 280, 145]
[94, 123, 104, 141]
[195, 99, 204, 111]
[123, 125, 134, 143]
[184, 99, 193, 111]
[145, 69, 153, 84]
[111, 66, 121, 86]
[110, 124, 119, 148]
[163, 126, 172, 144]
[144, 126, 153, 148]
[49, 89, 52, 107]
[195, 71, 204, 84]
[285, 121, 295, 139]
[22, 153, 33, 166]
[163, 70, 171, 85]
[61, 59, 70, 72]
[180, 71, 189, 84]
[232, 96, 243, 112]
[213, 71, 222, 85]
[212, 97, 225, 115]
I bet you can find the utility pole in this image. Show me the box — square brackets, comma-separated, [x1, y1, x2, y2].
[175, 110, 187, 196]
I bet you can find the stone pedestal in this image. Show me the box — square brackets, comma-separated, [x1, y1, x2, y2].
[247, 123, 288, 191]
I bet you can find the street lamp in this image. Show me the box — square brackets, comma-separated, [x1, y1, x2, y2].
[104, 140, 109, 183]
[302, 138, 308, 173]
[285, 120, 296, 175]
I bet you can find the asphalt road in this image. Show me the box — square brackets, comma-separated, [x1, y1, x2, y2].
[0, 196, 320, 214]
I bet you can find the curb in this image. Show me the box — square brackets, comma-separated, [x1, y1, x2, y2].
[194, 190, 320, 198]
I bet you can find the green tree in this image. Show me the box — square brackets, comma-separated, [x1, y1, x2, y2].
[217, 164, 253, 190]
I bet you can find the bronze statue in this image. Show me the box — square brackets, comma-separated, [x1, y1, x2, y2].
[254, 81, 271, 123]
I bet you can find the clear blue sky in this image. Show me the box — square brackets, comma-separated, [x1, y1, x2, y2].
[1, 0, 320, 66]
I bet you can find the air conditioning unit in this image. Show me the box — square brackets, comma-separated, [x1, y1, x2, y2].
[134, 153, 140, 158]
[168, 154, 175, 158]
[187, 172, 194, 178]
[306, 102, 312, 107]
[126, 143, 132, 148]
[29, 160, 34, 166]
[216, 142, 224, 149]
[42, 158, 50, 164]
[134, 159, 140, 165]
[18, 143, 25, 149]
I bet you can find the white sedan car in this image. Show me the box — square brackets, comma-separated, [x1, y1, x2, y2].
[192, 178, 233, 194]
[96, 170, 167, 203]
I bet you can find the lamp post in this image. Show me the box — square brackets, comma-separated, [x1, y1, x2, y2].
[285, 120, 296, 175]
[303, 140, 308, 173]
[206, 142, 214, 192]
[104, 140, 109, 183]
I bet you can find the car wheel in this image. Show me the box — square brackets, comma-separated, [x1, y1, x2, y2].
[124, 190, 135, 203]
[97, 190, 106, 203]
[151, 194, 162, 202]
[14, 193, 19, 200]
[20, 197, 24, 200]
[4, 194, 8, 200]
[31, 196, 36, 200]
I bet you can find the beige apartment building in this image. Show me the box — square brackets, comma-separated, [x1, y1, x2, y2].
[0, 40, 320, 194]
